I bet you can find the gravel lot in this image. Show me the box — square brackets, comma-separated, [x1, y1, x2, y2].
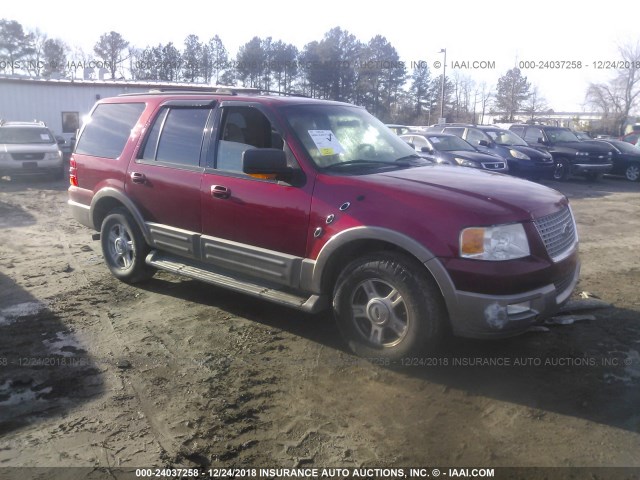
[0, 173, 639, 477]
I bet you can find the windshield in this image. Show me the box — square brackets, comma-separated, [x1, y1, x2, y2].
[0, 127, 55, 144]
[484, 129, 528, 146]
[426, 135, 475, 152]
[283, 105, 423, 171]
[544, 128, 580, 143]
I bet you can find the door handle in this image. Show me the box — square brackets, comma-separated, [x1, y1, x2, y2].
[130, 172, 146, 184]
[211, 185, 231, 199]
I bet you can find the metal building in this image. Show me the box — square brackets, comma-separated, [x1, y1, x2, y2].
[0, 76, 218, 143]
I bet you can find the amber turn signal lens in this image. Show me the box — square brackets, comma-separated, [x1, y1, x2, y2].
[460, 228, 485, 255]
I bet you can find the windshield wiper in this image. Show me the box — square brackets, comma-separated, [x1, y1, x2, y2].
[322, 159, 394, 171]
[394, 154, 432, 165]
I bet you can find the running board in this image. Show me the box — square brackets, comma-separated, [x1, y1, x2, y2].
[145, 251, 327, 313]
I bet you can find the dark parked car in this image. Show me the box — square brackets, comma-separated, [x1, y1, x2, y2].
[595, 139, 640, 181]
[69, 91, 579, 360]
[509, 124, 613, 181]
[428, 123, 554, 179]
[400, 133, 508, 173]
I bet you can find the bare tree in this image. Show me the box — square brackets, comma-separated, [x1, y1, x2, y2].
[585, 41, 640, 135]
[475, 82, 492, 124]
[524, 85, 549, 121]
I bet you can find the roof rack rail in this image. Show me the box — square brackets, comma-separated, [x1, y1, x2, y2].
[118, 87, 310, 98]
[0, 120, 47, 126]
[258, 89, 310, 98]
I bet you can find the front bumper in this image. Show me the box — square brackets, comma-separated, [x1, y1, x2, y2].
[509, 161, 555, 176]
[573, 163, 612, 174]
[0, 158, 63, 177]
[426, 256, 581, 339]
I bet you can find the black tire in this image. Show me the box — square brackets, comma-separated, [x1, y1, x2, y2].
[552, 158, 570, 181]
[625, 163, 640, 182]
[100, 208, 155, 283]
[332, 252, 446, 360]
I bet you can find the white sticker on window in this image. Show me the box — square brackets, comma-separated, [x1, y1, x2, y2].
[40, 134, 50, 140]
[308, 130, 344, 156]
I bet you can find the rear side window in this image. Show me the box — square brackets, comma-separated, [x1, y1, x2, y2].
[510, 126, 524, 137]
[442, 127, 464, 137]
[141, 107, 210, 167]
[76, 103, 145, 159]
[466, 128, 488, 146]
[524, 127, 544, 143]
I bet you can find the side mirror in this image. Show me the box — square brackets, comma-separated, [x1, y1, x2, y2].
[242, 148, 292, 180]
[537, 137, 547, 144]
[477, 140, 489, 147]
[421, 146, 434, 154]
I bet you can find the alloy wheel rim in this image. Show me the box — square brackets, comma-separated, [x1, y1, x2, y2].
[107, 223, 134, 269]
[350, 278, 409, 347]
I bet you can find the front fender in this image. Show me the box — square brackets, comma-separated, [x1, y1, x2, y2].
[302, 226, 438, 294]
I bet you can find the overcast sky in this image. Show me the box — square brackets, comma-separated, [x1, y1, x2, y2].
[3, 0, 639, 112]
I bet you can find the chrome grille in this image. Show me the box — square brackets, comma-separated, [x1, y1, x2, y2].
[481, 162, 506, 170]
[12, 152, 45, 161]
[533, 207, 577, 262]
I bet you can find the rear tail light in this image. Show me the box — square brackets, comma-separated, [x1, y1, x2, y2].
[69, 156, 78, 186]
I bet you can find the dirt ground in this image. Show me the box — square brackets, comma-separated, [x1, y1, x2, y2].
[0, 172, 639, 477]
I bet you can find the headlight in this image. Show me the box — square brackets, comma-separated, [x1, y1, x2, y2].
[44, 152, 61, 161]
[460, 223, 530, 261]
[0, 152, 11, 161]
[454, 157, 480, 168]
[509, 149, 530, 160]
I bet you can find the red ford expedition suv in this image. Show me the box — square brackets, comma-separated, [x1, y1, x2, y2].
[68, 91, 580, 360]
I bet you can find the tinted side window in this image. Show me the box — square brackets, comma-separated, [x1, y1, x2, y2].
[216, 107, 283, 173]
[524, 127, 544, 143]
[141, 108, 209, 167]
[510, 126, 524, 137]
[76, 103, 145, 159]
[412, 136, 428, 148]
[466, 129, 487, 145]
[442, 127, 465, 137]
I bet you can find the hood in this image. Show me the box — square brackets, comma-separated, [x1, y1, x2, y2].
[553, 140, 613, 153]
[1, 143, 59, 154]
[368, 164, 567, 221]
[508, 145, 552, 160]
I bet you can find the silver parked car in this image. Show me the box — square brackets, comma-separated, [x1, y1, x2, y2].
[0, 121, 64, 180]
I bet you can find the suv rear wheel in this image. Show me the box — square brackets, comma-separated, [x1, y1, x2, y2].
[333, 252, 445, 360]
[100, 208, 155, 283]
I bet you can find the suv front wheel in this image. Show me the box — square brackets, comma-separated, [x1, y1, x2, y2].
[553, 158, 570, 181]
[100, 208, 155, 283]
[332, 252, 445, 360]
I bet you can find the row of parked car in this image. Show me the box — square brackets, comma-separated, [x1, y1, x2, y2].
[389, 123, 640, 182]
